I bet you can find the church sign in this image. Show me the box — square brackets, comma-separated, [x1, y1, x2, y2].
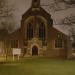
[12, 48, 21, 60]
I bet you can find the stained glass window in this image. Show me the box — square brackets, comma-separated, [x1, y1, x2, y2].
[27, 23, 33, 40]
[39, 22, 45, 41]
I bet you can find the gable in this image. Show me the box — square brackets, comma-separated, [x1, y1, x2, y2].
[8, 29, 21, 40]
[21, 7, 53, 27]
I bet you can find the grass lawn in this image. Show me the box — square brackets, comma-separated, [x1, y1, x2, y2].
[0, 58, 75, 75]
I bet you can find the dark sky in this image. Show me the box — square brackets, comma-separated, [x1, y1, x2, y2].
[8, 0, 75, 23]
[7, 0, 75, 34]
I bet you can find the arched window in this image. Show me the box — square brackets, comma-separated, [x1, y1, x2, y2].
[27, 23, 33, 40]
[55, 33, 63, 48]
[39, 22, 45, 41]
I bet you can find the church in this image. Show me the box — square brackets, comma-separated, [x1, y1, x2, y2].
[0, 0, 73, 58]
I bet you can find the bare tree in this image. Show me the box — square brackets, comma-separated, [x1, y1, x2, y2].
[0, 0, 16, 32]
[0, 0, 16, 60]
[60, 14, 75, 25]
[60, 14, 75, 48]
[48, 0, 75, 12]
[60, 0, 75, 4]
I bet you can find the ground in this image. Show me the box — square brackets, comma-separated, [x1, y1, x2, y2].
[0, 57, 75, 75]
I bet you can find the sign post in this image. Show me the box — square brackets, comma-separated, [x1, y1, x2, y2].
[12, 48, 21, 61]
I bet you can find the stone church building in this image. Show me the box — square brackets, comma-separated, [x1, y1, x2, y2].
[0, 0, 73, 58]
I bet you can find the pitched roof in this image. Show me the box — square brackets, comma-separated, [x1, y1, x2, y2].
[0, 29, 8, 39]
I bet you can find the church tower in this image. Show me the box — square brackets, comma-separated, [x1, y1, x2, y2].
[32, 0, 40, 8]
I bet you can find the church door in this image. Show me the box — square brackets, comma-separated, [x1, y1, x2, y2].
[32, 46, 38, 56]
